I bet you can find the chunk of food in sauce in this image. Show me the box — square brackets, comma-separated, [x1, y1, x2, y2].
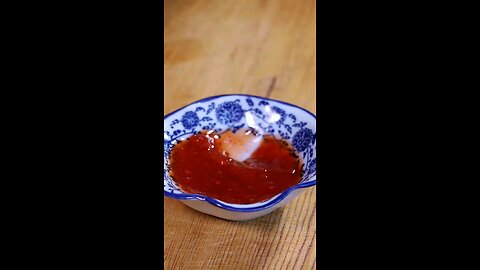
[169, 129, 302, 204]
[213, 128, 263, 162]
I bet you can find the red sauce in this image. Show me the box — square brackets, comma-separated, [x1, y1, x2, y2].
[169, 130, 302, 204]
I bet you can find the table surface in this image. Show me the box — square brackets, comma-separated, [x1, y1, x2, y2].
[164, 0, 316, 269]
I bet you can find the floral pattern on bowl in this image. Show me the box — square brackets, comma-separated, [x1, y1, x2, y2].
[164, 94, 316, 221]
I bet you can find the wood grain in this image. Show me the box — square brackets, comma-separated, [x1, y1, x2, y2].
[164, 0, 316, 269]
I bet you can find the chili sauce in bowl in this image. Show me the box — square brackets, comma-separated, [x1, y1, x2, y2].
[164, 94, 316, 221]
[169, 128, 303, 204]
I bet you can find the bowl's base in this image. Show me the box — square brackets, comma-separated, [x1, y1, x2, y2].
[181, 200, 279, 221]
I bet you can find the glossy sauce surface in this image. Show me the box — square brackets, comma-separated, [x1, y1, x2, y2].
[169, 130, 302, 204]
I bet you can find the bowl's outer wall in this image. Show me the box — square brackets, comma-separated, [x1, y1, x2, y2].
[181, 189, 306, 221]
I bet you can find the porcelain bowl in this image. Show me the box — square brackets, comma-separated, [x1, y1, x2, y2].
[164, 94, 316, 221]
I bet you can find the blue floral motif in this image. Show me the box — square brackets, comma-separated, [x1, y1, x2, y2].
[292, 128, 314, 152]
[285, 125, 292, 134]
[259, 101, 269, 106]
[163, 142, 170, 158]
[278, 130, 291, 140]
[272, 106, 287, 123]
[288, 114, 297, 122]
[181, 111, 200, 129]
[215, 101, 244, 125]
[293, 122, 307, 128]
[206, 102, 216, 115]
[308, 158, 316, 175]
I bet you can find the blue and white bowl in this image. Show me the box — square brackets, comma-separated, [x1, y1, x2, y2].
[164, 94, 316, 221]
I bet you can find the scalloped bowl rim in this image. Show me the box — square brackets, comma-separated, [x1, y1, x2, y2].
[164, 94, 316, 213]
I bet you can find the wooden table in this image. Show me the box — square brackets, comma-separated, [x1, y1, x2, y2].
[164, 1, 316, 269]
